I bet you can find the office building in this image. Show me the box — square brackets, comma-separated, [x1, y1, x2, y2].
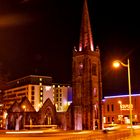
[103, 94, 140, 124]
[3, 75, 52, 111]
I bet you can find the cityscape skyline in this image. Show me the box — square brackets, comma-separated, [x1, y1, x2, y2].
[0, 0, 140, 96]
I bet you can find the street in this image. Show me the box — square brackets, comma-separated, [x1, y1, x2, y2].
[0, 127, 140, 140]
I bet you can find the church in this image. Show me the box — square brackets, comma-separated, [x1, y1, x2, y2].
[4, 0, 102, 130]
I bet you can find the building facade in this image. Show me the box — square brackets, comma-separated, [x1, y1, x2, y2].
[103, 94, 140, 125]
[72, 0, 102, 130]
[0, 103, 4, 128]
[3, 75, 52, 111]
[2, 75, 72, 130]
[53, 84, 72, 112]
[3, 75, 72, 112]
[1, 0, 103, 130]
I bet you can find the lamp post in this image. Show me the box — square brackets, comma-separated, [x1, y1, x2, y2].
[22, 105, 26, 129]
[118, 100, 122, 124]
[113, 59, 133, 136]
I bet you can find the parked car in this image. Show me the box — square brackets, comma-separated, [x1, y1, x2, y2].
[103, 124, 120, 131]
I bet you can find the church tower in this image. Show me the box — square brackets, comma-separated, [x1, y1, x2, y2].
[72, 0, 102, 130]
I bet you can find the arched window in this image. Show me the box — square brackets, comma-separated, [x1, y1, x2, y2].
[78, 62, 83, 76]
[45, 107, 52, 125]
[92, 63, 97, 75]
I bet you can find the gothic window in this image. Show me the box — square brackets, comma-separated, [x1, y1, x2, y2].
[78, 62, 83, 76]
[92, 63, 97, 75]
[93, 88, 97, 97]
[45, 107, 52, 125]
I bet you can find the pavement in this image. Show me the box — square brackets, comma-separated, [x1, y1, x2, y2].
[1, 128, 140, 140]
[127, 135, 140, 140]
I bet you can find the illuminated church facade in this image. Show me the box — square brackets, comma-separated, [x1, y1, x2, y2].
[72, 0, 102, 130]
[2, 0, 102, 130]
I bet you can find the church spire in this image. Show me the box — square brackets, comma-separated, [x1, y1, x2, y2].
[79, 0, 94, 52]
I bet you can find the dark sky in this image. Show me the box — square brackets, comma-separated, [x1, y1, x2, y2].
[0, 0, 140, 96]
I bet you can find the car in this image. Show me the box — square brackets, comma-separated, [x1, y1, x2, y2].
[103, 124, 120, 131]
[127, 125, 140, 129]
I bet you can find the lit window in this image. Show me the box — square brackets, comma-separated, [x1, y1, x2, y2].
[46, 86, 51, 91]
[135, 115, 137, 119]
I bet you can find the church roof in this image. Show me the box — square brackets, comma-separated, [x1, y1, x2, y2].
[79, 0, 94, 52]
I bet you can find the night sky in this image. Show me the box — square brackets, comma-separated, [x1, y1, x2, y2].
[0, 0, 140, 96]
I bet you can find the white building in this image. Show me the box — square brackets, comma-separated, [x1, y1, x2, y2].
[53, 84, 72, 112]
[3, 75, 52, 111]
[3, 75, 72, 112]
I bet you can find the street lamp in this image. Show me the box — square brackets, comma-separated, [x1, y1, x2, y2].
[118, 100, 122, 124]
[22, 105, 26, 129]
[113, 59, 133, 136]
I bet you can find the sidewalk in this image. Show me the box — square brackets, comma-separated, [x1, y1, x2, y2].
[127, 135, 140, 140]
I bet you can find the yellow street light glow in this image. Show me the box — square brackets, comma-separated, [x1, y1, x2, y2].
[113, 61, 120, 68]
[22, 105, 26, 109]
[112, 58, 133, 137]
